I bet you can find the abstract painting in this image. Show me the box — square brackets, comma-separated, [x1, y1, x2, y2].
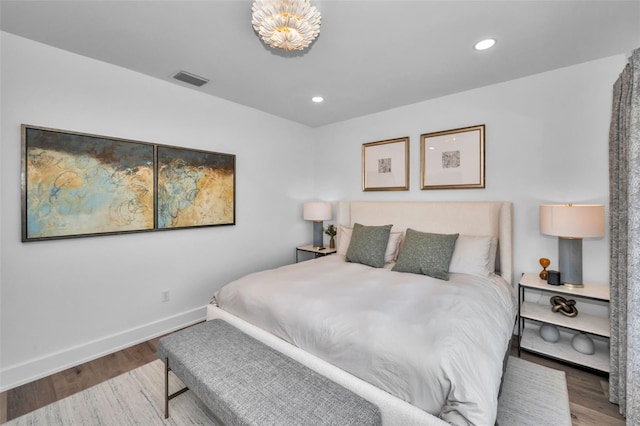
[157, 146, 235, 229]
[21, 125, 236, 241]
[22, 126, 154, 241]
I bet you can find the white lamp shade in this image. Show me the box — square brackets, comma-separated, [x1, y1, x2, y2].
[540, 204, 605, 238]
[303, 202, 331, 221]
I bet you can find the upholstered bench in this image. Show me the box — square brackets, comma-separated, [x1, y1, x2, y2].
[157, 319, 382, 425]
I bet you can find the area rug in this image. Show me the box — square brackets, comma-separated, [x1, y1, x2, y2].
[497, 356, 572, 426]
[6, 356, 571, 425]
[6, 360, 219, 426]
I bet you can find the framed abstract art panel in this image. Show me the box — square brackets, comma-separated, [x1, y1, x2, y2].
[362, 137, 409, 191]
[157, 146, 235, 229]
[420, 125, 485, 190]
[22, 125, 155, 241]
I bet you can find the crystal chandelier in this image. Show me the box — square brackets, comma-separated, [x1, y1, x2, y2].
[251, 0, 321, 51]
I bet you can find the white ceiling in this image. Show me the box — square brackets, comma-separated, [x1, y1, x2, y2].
[2, 1, 639, 127]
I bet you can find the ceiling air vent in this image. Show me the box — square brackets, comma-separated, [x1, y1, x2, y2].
[173, 70, 209, 87]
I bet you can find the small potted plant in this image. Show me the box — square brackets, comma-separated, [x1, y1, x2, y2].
[324, 224, 337, 249]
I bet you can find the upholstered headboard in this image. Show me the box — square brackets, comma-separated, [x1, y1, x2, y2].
[336, 201, 514, 286]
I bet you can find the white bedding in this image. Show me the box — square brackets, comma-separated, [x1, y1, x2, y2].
[213, 255, 516, 425]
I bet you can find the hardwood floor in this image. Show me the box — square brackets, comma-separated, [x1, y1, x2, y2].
[0, 336, 626, 425]
[0, 338, 161, 423]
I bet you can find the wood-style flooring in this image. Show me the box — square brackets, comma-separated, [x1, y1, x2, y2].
[0, 335, 626, 425]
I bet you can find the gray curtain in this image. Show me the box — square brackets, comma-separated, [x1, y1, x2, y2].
[609, 47, 640, 423]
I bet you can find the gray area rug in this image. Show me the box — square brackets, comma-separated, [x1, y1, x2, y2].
[7, 356, 571, 425]
[497, 356, 572, 426]
[8, 359, 218, 426]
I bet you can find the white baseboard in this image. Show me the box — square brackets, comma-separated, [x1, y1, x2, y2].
[0, 306, 206, 392]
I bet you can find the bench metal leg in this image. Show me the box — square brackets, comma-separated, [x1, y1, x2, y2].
[164, 357, 170, 419]
[164, 357, 190, 419]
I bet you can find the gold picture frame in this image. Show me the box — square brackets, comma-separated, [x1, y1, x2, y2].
[362, 137, 409, 191]
[420, 125, 485, 190]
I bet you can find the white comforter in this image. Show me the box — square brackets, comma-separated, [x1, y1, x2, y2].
[213, 255, 516, 425]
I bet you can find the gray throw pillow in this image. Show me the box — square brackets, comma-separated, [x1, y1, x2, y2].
[345, 223, 393, 268]
[392, 229, 459, 280]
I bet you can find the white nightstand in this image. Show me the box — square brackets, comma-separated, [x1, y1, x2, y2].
[518, 273, 610, 373]
[296, 245, 337, 263]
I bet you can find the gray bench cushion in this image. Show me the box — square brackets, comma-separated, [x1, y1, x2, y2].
[157, 319, 381, 426]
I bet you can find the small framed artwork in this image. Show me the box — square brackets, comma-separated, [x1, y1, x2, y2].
[22, 125, 155, 241]
[362, 137, 409, 191]
[420, 125, 485, 190]
[157, 146, 235, 229]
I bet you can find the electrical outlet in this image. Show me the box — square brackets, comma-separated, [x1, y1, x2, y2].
[161, 290, 170, 303]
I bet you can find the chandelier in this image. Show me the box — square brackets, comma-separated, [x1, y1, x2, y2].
[251, 0, 321, 51]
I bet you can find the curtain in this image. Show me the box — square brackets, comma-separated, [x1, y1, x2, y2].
[609, 47, 640, 423]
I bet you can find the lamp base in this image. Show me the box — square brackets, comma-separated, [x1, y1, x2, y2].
[559, 237, 583, 287]
[312, 221, 324, 249]
[562, 282, 584, 289]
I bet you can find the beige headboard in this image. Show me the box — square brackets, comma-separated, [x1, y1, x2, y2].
[336, 201, 514, 286]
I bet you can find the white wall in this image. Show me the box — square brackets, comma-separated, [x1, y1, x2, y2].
[0, 33, 314, 390]
[313, 54, 626, 286]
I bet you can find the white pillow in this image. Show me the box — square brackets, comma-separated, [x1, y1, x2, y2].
[338, 225, 402, 263]
[449, 235, 492, 277]
[337, 225, 353, 256]
[385, 232, 403, 263]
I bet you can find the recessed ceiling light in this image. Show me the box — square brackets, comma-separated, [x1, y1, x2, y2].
[312, 96, 324, 103]
[474, 39, 496, 51]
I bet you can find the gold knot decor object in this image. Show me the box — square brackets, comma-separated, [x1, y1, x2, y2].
[550, 296, 578, 317]
[251, 0, 322, 51]
[539, 257, 551, 280]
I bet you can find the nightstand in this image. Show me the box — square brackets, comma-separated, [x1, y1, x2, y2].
[518, 273, 610, 373]
[296, 245, 337, 263]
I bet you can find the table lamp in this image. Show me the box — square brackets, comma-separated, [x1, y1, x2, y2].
[539, 204, 605, 288]
[303, 202, 332, 249]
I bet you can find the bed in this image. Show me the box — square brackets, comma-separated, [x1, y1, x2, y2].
[206, 201, 516, 425]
